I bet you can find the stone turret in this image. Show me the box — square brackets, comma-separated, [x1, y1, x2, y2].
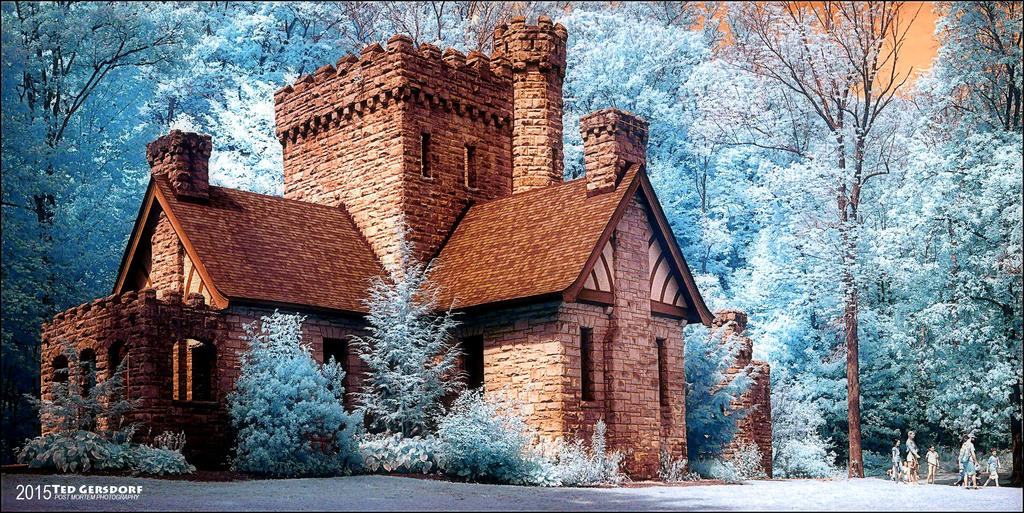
[493, 16, 568, 194]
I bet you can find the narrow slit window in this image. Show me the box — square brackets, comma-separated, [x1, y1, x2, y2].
[464, 145, 477, 188]
[581, 327, 594, 401]
[420, 132, 431, 178]
[656, 338, 668, 409]
[462, 335, 484, 389]
[551, 147, 558, 177]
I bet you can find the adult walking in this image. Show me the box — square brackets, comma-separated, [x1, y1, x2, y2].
[959, 433, 979, 489]
[906, 431, 920, 484]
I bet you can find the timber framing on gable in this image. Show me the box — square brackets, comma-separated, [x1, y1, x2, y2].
[112, 179, 229, 309]
[565, 166, 714, 326]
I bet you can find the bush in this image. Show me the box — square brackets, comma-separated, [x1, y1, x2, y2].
[659, 448, 698, 482]
[228, 311, 363, 477]
[731, 443, 767, 480]
[153, 431, 187, 452]
[546, 420, 627, 486]
[359, 433, 445, 474]
[128, 445, 196, 476]
[17, 339, 194, 475]
[18, 431, 114, 473]
[437, 389, 546, 485]
[771, 373, 841, 478]
[17, 431, 194, 476]
[689, 459, 742, 483]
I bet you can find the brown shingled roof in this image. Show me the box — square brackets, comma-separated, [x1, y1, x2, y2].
[115, 174, 382, 313]
[431, 167, 639, 310]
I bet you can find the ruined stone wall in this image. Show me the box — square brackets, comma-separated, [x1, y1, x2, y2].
[41, 292, 369, 468]
[41, 290, 231, 468]
[274, 36, 512, 268]
[713, 310, 773, 477]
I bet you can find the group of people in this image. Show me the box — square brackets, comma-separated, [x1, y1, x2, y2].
[888, 431, 1001, 489]
[955, 433, 1002, 489]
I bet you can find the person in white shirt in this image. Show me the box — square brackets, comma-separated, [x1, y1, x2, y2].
[925, 445, 939, 484]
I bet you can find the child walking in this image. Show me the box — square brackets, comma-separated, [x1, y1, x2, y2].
[891, 439, 902, 483]
[982, 449, 1000, 488]
[926, 445, 939, 484]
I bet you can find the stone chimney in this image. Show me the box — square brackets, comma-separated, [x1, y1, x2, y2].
[579, 108, 648, 197]
[493, 16, 567, 194]
[146, 130, 212, 201]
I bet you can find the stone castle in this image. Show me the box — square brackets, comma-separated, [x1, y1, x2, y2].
[40, 17, 771, 478]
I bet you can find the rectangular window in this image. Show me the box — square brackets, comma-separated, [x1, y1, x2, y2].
[420, 132, 431, 178]
[464, 145, 477, 188]
[656, 338, 668, 409]
[462, 335, 484, 389]
[581, 327, 594, 401]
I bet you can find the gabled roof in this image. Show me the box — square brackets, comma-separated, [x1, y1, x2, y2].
[114, 168, 712, 325]
[114, 174, 382, 313]
[431, 166, 714, 325]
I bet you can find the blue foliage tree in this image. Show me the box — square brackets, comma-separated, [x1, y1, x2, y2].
[228, 311, 362, 477]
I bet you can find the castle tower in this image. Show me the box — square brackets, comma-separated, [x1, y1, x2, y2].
[493, 16, 568, 194]
[274, 36, 513, 269]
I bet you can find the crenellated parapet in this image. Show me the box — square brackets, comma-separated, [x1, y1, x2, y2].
[273, 35, 513, 148]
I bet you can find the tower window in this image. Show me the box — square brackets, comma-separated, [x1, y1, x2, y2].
[421, 133, 431, 178]
[581, 327, 594, 401]
[464, 145, 477, 188]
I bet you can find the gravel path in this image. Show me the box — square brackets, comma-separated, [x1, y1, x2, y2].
[3, 472, 1021, 511]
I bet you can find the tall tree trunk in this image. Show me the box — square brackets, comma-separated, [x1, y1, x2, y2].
[845, 280, 863, 478]
[1012, 383, 1022, 486]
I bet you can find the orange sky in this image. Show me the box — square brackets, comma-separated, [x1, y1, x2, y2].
[702, 1, 940, 80]
[900, 2, 939, 79]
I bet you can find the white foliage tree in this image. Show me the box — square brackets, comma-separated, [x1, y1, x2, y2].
[354, 217, 461, 437]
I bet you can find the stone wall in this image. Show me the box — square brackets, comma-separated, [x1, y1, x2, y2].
[40, 291, 369, 468]
[149, 210, 183, 299]
[713, 310, 773, 477]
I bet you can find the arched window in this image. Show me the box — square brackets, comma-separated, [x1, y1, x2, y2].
[52, 355, 69, 384]
[79, 349, 97, 397]
[172, 339, 215, 402]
